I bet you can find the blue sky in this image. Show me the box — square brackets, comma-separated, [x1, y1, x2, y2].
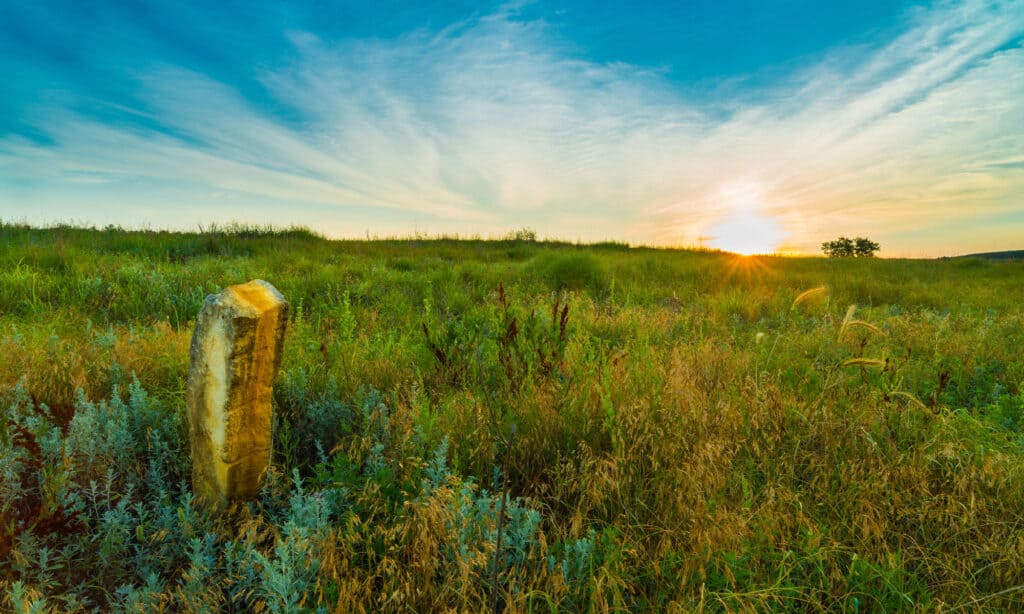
[2, 1, 1023, 256]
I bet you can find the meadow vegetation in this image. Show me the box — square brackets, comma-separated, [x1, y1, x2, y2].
[2, 221, 1024, 611]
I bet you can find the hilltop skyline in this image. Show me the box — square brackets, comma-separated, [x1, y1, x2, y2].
[2, 1, 1023, 257]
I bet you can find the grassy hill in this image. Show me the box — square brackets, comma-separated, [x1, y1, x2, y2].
[2, 222, 1024, 611]
[952, 250, 1024, 261]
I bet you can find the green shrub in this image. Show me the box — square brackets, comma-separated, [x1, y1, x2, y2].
[531, 251, 608, 293]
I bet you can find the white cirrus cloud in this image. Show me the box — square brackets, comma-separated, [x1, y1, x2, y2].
[1, 0, 1022, 255]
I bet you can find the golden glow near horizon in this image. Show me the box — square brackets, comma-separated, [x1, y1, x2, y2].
[707, 207, 785, 255]
[703, 186, 787, 255]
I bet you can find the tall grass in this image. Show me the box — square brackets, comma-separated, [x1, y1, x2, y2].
[2, 224, 1024, 610]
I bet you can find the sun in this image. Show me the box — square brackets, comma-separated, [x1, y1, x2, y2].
[707, 203, 785, 256]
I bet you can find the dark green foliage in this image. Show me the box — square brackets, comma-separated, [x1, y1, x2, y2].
[822, 236, 880, 257]
[531, 251, 609, 293]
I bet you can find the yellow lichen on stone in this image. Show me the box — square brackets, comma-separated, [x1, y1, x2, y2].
[186, 279, 289, 508]
[228, 280, 284, 315]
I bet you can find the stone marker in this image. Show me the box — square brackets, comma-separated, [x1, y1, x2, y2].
[187, 279, 289, 508]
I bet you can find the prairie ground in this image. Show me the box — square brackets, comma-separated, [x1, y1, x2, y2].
[2, 223, 1023, 611]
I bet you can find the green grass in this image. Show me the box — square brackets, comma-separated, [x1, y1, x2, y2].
[2, 221, 1024, 611]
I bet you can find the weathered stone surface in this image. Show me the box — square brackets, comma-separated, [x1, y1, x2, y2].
[187, 279, 289, 508]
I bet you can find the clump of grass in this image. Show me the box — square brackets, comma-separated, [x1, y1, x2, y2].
[531, 251, 609, 293]
[196, 221, 325, 241]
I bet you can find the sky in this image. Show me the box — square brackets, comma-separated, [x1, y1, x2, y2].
[1, 1, 1023, 257]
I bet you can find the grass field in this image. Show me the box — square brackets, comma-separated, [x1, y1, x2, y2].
[2, 222, 1024, 612]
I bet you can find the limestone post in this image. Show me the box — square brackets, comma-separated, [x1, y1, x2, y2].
[186, 279, 289, 508]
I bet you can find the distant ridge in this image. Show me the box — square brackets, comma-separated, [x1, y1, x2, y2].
[950, 250, 1024, 261]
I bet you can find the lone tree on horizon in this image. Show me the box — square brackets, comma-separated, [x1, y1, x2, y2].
[822, 236, 880, 258]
